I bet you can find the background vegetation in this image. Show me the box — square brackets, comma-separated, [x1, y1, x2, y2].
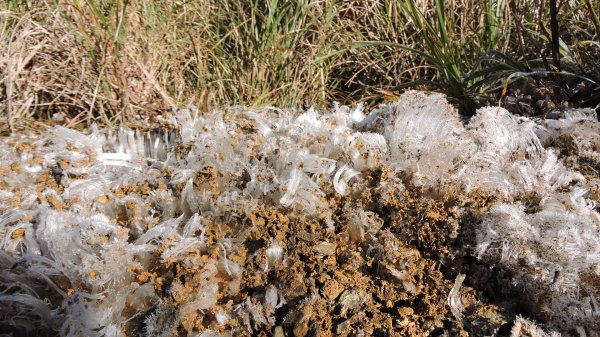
[1, 0, 599, 133]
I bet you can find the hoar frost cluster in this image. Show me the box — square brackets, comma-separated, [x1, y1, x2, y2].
[1, 91, 599, 336]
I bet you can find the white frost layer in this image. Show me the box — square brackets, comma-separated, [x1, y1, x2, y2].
[0, 91, 599, 336]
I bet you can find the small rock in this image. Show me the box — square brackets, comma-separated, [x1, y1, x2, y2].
[312, 241, 336, 255]
[321, 278, 344, 301]
[335, 288, 364, 318]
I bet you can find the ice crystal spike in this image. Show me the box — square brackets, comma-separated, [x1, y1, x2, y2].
[448, 273, 466, 322]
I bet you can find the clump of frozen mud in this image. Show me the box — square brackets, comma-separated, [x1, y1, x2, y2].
[1, 91, 599, 336]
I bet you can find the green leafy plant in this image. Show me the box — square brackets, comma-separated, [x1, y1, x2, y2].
[349, 0, 482, 115]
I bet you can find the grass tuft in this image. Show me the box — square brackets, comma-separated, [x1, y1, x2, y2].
[1, 0, 599, 133]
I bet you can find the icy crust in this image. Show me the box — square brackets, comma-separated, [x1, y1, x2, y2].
[0, 91, 599, 336]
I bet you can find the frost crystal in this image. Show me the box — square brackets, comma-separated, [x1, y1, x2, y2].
[448, 273, 466, 322]
[1, 91, 599, 335]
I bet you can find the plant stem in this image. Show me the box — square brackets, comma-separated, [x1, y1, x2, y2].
[550, 0, 561, 71]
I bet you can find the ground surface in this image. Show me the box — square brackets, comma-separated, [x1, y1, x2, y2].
[1, 93, 599, 337]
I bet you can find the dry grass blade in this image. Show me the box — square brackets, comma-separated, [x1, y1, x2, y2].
[1, 12, 44, 133]
[1, 7, 113, 133]
[128, 51, 177, 112]
[0, 0, 599, 130]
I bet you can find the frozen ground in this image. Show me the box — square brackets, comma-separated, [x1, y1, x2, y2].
[1, 91, 599, 336]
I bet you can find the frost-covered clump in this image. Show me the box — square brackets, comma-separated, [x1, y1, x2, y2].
[365, 93, 600, 333]
[461, 107, 567, 196]
[476, 200, 600, 329]
[0, 102, 387, 336]
[363, 92, 475, 186]
[538, 108, 600, 165]
[0, 91, 599, 336]
[369, 94, 599, 333]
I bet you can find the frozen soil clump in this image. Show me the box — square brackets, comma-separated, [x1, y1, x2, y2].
[1, 91, 599, 336]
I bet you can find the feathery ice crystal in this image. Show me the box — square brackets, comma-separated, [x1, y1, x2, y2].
[1, 91, 599, 336]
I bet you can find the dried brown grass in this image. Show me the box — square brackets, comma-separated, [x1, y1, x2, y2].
[1, 0, 598, 134]
[1, 1, 186, 134]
